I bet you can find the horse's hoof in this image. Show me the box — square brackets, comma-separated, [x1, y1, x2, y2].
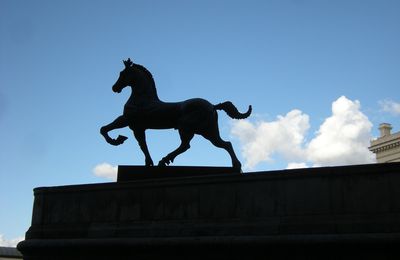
[145, 159, 154, 166]
[158, 158, 171, 167]
[109, 135, 127, 146]
[158, 161, 166, 167]
[234, 167, 242, 173]
[108, 140, 119, 146]
[233, 162, 242, 173]
[116, 135, 128, 143]
[108, 135, 127, 146]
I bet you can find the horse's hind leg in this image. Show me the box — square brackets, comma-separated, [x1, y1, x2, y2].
[203, 126, 242, 171]
[100, 115, 129, 146]
[158, 130, 194, 166]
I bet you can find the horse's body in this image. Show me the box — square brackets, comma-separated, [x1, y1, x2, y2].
[124, 98, 219, 133]
[100, 59, 251, 171]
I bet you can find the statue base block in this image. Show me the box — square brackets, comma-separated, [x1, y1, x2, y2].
[117, 165, 238, 181]
[18, 163, 400, 259]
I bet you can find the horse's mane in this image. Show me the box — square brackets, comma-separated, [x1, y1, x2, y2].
[133, 63, 160, 101]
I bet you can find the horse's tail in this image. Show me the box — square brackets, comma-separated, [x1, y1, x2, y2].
[214, 101, 252, 119]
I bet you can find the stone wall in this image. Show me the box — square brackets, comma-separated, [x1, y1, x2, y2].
[18, 163, 400, 259]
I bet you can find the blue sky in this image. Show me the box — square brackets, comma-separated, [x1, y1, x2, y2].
[1, 0, 400, 245]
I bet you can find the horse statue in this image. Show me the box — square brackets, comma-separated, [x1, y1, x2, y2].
[100, 58, 252, 171]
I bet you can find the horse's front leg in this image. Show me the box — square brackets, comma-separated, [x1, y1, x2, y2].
[158, 130, 194, 167]
[132, 128, 154, 166]
[100, 115, 129, 146]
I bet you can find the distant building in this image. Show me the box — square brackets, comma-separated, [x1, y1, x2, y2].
[369, 123, 400, 163]
[0, 247, 22, 260]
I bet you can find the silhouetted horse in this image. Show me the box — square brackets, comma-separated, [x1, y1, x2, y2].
[100, 58, 252, 171]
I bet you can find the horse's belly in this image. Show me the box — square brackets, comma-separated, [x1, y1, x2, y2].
[177, 99, 216, 133]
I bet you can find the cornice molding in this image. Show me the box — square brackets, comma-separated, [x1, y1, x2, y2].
[369, 140, 400, 153]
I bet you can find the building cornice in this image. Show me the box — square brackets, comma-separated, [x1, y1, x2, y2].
[369, 139, 400, 153]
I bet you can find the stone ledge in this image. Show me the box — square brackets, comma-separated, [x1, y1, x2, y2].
[19, 232, 400, 248]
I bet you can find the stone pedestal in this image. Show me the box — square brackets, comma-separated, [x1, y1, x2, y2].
[18, 163, 400, 259]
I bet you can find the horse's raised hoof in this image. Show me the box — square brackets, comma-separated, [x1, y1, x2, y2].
[109, 135, 128, 146]
[115, 135, 128, 144]
[115, 135, 128, 145]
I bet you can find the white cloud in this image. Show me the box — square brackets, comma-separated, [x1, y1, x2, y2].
[0, 234, 23, 247]
[231, 96, 376, 170]
[380, 99, 400, 116]
[231, 109, 310, 169]
[286, 162, 308, 169]
[93, 163, 117, 181]
[307, 96, 375, 166]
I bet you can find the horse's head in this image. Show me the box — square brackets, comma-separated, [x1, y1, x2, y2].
[112, 58, 136, 93]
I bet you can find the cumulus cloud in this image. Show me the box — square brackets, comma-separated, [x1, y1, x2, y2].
[93, 163, 117, 181]
[380, 99, 400, 116]
[231, 96, 376, 170]
[0, 234, 23, 247]
[231, 109, 310, 169]
[286, 162, 308, 169]
[307, 96, 375, 166]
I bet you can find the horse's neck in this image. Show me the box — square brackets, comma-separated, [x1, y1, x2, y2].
[127, 85, 161, 106]
[134, 64, 160, 101]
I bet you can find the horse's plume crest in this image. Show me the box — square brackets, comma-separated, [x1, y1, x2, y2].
[123, 58, 133, 68]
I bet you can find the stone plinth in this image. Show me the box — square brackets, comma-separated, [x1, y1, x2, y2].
[18, 163, 400, 259]
[117, 165, 238, 181]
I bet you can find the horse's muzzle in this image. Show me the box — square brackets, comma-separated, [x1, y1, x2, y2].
[112, 84, 121, 93]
